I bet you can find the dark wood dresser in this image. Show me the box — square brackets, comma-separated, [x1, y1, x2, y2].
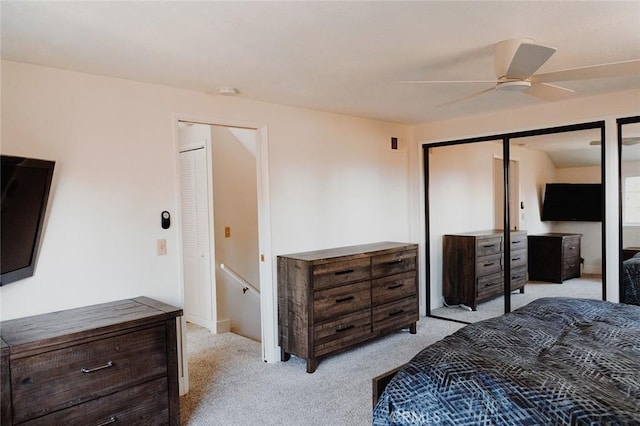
[528, 233, 582, 283]
[443, 230, 527, 311]
[0, 297, 182, 425]
[278, 242, 418, 373]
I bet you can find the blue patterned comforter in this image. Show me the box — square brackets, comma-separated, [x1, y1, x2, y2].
[373, 298, 640, 425]
[623, 255, 640, 306]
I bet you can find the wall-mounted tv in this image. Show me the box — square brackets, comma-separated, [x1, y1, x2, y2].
[1, 155, 55, 285]
[541, 183, 602, 222]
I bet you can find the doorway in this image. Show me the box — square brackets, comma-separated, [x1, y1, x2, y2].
[175, 116, 275, 365]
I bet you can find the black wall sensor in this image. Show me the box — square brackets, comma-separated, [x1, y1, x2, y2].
[161, 211, 171, 229]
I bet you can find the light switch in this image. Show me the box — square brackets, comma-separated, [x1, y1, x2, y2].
[157, 239, 167, 256]
[225, 227, 231, 238]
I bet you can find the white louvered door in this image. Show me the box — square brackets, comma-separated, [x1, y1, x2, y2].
[179, 146, 215, 329]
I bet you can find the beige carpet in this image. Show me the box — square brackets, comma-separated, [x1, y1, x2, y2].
[180, 318, 465, 425]
[431, 275, 602, 323]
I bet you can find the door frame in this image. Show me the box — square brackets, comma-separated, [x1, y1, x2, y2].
[173, 113, 276, 364]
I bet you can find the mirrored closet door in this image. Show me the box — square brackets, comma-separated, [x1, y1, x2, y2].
[618, 116, 640, 305]
[426, 140, 506, 323]
[425, 122, 606, 324]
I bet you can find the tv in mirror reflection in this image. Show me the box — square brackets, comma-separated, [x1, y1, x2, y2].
[541, 183, 602, 222]
[1, 155, 55, 285]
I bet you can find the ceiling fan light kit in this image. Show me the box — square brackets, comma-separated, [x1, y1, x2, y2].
[496, 79, 531, 92]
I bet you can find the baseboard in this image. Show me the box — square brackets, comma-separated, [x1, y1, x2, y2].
[217, 318, 231, 333]
[184, 314, 216, 332]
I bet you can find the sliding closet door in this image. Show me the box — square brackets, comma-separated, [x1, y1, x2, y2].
[619, 117, 640, 305]
[508, 128, 604, 311]
[427, 140, 506, 323]
[425, 121, 606, 324]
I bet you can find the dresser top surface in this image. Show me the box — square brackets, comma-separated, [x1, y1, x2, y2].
[0, 297, 182, 354]
[529, 232, 582, 238]
[445, 229, 527, 237]
[278, 241, 417, 262]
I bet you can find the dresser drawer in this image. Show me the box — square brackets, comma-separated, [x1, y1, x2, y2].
[313, 258, 371, 290]
[313, 280, 371, 322]
[372, 271, 416, 305]
[562, 256, 581, 278]
[476, 236, 502, 256]
[510, 233, 527, 251]
[11, 325, 167, 423]
[22, 377, 169, 426]
[510, 267, 527, 290]
[314, 310, 372, 356]
[563, 237, 580, 258]
[476, 253, 502, 276]
[477, 271, 503, 300]
[371, 250, 416, 278]
[372, 298, 418, 334]
[509, 249, 527, 269]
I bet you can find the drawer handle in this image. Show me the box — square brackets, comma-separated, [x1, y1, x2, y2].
[94, 416, 117, 426]
[81, 360, 114, 374]
[512, 240, 521, 244]
[388, 283, 403, 290]
[511, 257, 521, 261]
[385, 260, 403, 266]
[336, 325, 354, 333]
[334, 269, 354, 276]
[482, 244, 496, 248]
[389, 309, 405, 317]
[483, 262, 495, 267]
[568, 246, 576, 250]
[335, 296, 354, 303]
[484, 282, 500, 288]
[512, 274, 523, 279]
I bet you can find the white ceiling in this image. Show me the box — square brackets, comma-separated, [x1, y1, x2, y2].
[2, 1, 639, 125]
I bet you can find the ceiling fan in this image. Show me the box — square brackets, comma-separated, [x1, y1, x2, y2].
[402, 38, 640, 105]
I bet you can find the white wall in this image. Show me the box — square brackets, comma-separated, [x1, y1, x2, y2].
[0, 59, 412, 346]
[412, 88, 640, 304]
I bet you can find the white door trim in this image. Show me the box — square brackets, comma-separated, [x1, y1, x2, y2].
[172, 113, 277, 365]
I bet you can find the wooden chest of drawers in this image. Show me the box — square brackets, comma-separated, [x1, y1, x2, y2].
[443, 230, 527, 311]
[0, 297, 182, 425]
[528, 233, 582, 283]
[278, 242, 418, 373]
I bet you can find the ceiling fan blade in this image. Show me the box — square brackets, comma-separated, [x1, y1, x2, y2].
[437, 87, 495, 108]
[590, 137, 640, 146]
[398, 80, 496, 84]
[506, 43, 556, 79]
[533, 59, 640, 83]
[525, 82, 575, 101]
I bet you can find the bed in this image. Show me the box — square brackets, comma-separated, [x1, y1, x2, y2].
[373, 297, 640, 425]
[622, 253, 640, 306]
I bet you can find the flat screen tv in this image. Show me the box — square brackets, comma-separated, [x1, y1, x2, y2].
[1, 155, 55, 285]
[541, 183, 602, 222]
